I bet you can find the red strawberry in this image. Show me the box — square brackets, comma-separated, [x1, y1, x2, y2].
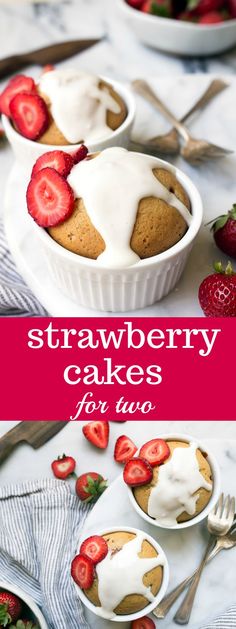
[41, 64, 55, 74]
[139, 439, 170, 467]
[227, 0, 236, 17]
[198, 261, 236, 317]
[209, 205, 236, 259]
[51, 454, 76, 479]
[31, 150, 74, 179]
[126, 0, 144, 7]
[141, 0, 171, 15]
[198, 10, 224, 21]
[76, 472, 108, 502]
[72, 144, 89, 164]
[82, 421, 109, 449]
[0, 74, 36, 117]
[131, 616, 155, 629]
[187, 0, 224, 14]
[71, 554, 94, 589]
[123, 457, 153, 487]
[114, 435, 138, 463]
[26, 167, 74, 227]
[0, 592, 22, 623]
[80, 536, 108, 564]
[9, 92, 49, 140]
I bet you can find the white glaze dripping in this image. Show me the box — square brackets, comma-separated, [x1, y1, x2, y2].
[147, 442, 212, 527]
[39, 69, 121, 143]
[95, 532, 164, 619]
[68, 147, 192, 268]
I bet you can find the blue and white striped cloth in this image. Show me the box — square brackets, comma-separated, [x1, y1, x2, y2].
[0, 479, 90, 629]
[0, 219, 47, 316]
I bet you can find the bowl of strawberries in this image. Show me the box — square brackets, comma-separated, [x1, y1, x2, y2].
[0, 582, 48, 629]
[118, 0, 236, 55]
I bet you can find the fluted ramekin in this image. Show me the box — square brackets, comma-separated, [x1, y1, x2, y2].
[127, 433, 221, 530]
[2, 77, 135, 178]
[29, 155, 203, 312]
[74, 526, 169, 623]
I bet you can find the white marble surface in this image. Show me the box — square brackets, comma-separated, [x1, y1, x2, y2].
[0, 421, 235, 629]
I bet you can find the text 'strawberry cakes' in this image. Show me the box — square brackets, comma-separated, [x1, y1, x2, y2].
[124, 438, 213, 527]
[71, 528, 168, 620]
[0, 69, 127, 145]
[27, 147, 192, 267]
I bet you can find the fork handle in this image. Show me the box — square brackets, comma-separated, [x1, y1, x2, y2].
[132, 79, 190, 142]
[174, 536, 215, 625]
[181, 79, 228, 124]
[153, 541, 222, 619]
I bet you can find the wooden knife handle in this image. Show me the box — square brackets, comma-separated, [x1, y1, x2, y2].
[0, 430, 20, 465]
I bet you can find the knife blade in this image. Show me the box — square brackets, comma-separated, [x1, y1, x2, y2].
[0, 421, 68, 466]
[0, 38, 101, 80]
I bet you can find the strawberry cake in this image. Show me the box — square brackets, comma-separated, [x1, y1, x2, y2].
[123, 438, 213, 526]
[0, 69, 127, 144]
[71, 530, 166, 619]
[26, 146, 192, 268]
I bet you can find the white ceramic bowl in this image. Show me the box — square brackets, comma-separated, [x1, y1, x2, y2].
[1, 76, 136, 178]
[118, 0, 236, 56]
[74, 526, 169, 622]
[29, 153, 202, 313]
[127, 433, 221, 530]
[0, 581, 48, 628]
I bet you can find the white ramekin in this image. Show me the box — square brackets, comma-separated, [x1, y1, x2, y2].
[73, 526, 169, 623]
[29, 154, 203, 312]
[127, 433, 221, 531]
[0, 581, 48, 629]
[1, 77, 136, 178]
[118, 0, 236, 56]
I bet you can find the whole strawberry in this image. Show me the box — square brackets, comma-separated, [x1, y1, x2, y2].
[209, 205, 236, 260]
[0, 593, 22, 625]
[76, 472, 108, 503]
[198, 262, 236, 317]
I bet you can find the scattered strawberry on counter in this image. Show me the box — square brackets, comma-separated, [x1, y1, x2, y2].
[126, 0, 235, 23]
[114, 435, 138, 463]
[208, 204, 236, 259]
[131, 617, 155, 629]
[0, 591, 39, 628]
[82, 420, 109, 449]
[75, 472, 108, 503]
[198, 261, 236, 316]
[51, 454, 76, 479]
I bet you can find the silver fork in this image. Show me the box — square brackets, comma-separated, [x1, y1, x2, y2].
[132, 78, 228, 155]
[174, 493, 235, 625]
[153, 517, 236, 619]
[132, 79, 233, 165]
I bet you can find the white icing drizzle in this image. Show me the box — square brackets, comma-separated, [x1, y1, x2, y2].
[147, 442, 212, 527]
[39, 69, 121, 144]
[95, 532, 164, 619]
[68, 147, 192, 268]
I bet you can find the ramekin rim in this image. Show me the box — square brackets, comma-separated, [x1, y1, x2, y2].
[118, 0, 236, 30]
[0, 580, 48, 628]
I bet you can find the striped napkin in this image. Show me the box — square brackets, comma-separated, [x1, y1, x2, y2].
[0, 479, 90, 629]
[0, 219, 47, 316]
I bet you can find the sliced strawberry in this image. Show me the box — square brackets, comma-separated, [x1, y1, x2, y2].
[71, 554, 94, 589]
[31, 150, 74, 178]
[131, 616, 155, 629]
[114, 435, 138, 464]
[72, 144, 89, 164]
[9, 92, 49, 140]
[139, 439, 170, 467]
[51, 454, 76, 479]
[80, 535, 108, 565]
[126, 0, 144, 8]
[26, 167, 74, 228]
[123, 457, 153, 487]
[198, 10, 224, 20]
[0, 74, 36, 117]
[82, 421, 109, 449]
